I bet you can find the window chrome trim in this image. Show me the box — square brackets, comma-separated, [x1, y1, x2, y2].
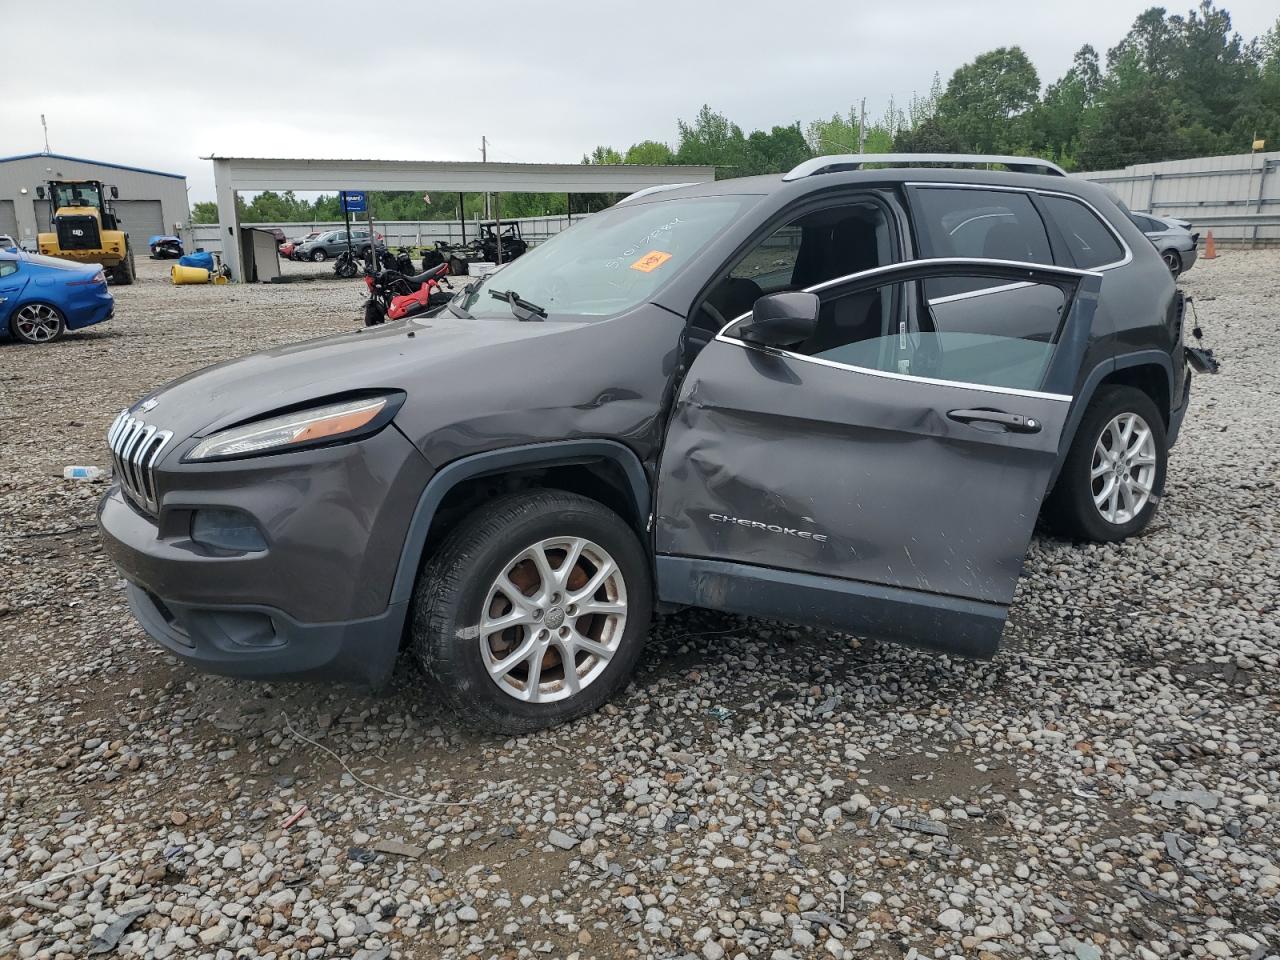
[906, 182, 1133, 271]
[927, 280, 1034, 305]
[712, 256, 1101, 403]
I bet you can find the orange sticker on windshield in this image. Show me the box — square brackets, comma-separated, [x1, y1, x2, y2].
[630, 250, 673, 273]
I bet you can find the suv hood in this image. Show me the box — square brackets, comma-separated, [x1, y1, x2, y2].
[133, 315, 584, 442]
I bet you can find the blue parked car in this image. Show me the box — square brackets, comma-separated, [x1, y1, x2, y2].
[0, 249, 114, 344]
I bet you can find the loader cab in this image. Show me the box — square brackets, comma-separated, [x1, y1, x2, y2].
[38, 180, 121, 232]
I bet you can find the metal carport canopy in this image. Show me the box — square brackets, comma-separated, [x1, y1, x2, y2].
[206, 156, 716, 280]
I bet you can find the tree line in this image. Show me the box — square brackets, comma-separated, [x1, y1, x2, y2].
[193, 3, 1279, 225]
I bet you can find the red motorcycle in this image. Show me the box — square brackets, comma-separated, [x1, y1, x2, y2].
[363, 262, 453, 326]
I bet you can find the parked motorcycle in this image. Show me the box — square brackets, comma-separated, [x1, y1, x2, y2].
[362, 262, 452, 327]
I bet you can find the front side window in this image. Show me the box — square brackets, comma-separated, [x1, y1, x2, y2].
[1044, 195, 1126, 268]
[732, 272, 1069, 393]
[697, 201, 893, 332]
[453, 194, 759, 320]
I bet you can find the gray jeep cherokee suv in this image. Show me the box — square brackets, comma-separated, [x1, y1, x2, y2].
[98, 153, 1209, 732]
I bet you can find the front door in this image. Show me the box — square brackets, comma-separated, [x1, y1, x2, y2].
[654, 258, 1100, 657]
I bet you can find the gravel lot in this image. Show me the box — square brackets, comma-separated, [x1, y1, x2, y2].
[0, 253, 1277, 960]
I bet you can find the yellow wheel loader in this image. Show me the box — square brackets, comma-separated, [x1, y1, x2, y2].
[36, 180, 136, 285]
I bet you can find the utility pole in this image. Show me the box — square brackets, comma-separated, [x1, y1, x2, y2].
[481, 136, 490, 220]
[857, 99, 867, 154]
[41, 114, 50, 153]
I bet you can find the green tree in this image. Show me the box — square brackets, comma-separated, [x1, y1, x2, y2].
[1076, 78, 1180, 168]
[583, 145, 624, 164]
[938, 46, 1041, 153]
[1029, 44, 1102, 166]
[191, 201, 218, 224]
[623, 140, 676, 164]
[675, 105, 749, 175]
[741, 124, 813, 175]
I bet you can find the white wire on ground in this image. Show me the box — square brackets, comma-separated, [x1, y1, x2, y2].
[1, 853, 121, 900]
[281, 713, 479, 808]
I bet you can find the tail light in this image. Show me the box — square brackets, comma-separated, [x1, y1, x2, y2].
[68, 270, 106, 286]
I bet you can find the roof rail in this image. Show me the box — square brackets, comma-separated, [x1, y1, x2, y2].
[782, 153, 1067, 181]
[617, 182, 700, 204]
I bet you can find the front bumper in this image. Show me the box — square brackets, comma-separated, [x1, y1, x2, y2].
[97, 424, 432, 685]
[124, 582, 406, 684]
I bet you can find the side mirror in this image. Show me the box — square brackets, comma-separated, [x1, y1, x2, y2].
[36, 186, 45, 199]
[110, 185, 119, 199]
[737, 292, 820, 347]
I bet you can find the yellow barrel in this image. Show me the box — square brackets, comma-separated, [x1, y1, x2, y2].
[171, 264, 211, 284]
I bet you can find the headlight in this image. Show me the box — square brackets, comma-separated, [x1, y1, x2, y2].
[186, 394, 401, 461]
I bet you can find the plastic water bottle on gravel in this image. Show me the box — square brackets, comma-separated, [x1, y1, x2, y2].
[63, 466, 107, 481]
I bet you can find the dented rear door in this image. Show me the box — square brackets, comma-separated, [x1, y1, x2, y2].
[654, 259, 1100, 653]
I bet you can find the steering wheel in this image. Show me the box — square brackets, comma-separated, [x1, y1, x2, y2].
[700, 300, 728, 332]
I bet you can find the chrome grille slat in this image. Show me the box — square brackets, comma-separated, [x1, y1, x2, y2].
[105, 408, 172, 515]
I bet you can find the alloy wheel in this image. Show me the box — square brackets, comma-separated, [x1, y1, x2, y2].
[479, 536, 628, 703]
[1162, 250, 1181, 275]
[12, 304, 63, 343]
[1091, 412, 1157, 525]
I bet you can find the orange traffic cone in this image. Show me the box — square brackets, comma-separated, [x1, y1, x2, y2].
[1203, 230, 1217, 259]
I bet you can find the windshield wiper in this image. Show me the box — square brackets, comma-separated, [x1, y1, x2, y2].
[489, 288, 547, 321]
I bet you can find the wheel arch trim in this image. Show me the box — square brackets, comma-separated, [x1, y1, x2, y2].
[388, 439, 651, 607]
[1048, 350, 1174, 491]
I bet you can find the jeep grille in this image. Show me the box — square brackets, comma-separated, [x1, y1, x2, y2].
[107, 410, 173, 514]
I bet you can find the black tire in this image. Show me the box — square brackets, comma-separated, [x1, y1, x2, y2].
[111, 249, 135, 286]
[1162, 249, 1182, 276]
[412, 490, 652, 734]
[310, 249, 327, 262]
[8, 302, 66, 344]
[363, 299, 385, 326]
[1043, 386, 1167, 542]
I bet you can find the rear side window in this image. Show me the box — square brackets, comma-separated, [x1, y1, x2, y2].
[0, 260, 17, 277]
[912, 188, 1052, 264]
[1042, 195, 1125, 268]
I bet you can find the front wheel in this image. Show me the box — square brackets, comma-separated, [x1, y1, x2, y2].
[413, 490, 652, 733]
[310, 249, 327, 262]
[1043, 386, 1167, 542]
[111, 249, 135, 285]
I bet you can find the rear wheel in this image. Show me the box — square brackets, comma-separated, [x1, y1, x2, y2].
[413, 490, 652, 733]
[9, 302, 66, 344]
[1043, 386, 1167, 542]
[1162, 249, 1182, 276]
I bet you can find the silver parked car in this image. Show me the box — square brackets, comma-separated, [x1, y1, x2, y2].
[1129, 212, 1199, 276]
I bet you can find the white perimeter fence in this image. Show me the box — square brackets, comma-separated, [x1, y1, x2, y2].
[1077, 150, 1280, 244]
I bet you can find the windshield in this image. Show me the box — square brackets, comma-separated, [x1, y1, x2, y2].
[54, 183, 102, 209]
[455, 194, 756, 319]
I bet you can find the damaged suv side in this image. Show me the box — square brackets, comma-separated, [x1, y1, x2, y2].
[98, 154, 1209, 732]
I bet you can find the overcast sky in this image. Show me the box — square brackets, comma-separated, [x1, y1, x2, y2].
[5, 1, 1277, 205]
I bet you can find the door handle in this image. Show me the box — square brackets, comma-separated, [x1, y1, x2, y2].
[948, 408, 1042, 434]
